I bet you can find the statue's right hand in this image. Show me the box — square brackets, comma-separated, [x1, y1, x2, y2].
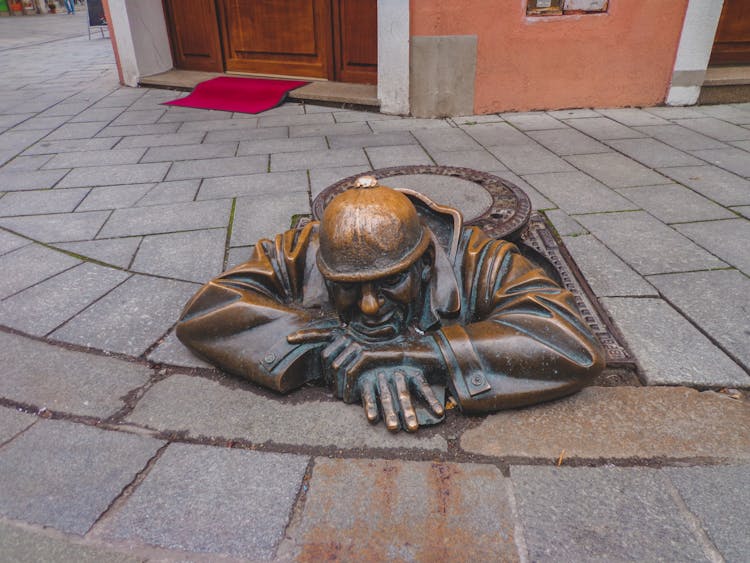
[286, 318, 341, 344]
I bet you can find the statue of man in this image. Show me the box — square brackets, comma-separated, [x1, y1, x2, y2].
[176, 178, 604, 432]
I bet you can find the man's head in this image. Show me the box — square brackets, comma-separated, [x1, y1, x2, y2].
[318, 178, 433, 340]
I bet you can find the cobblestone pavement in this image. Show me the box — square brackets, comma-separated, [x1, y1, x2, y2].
[0, 14, 748, 562]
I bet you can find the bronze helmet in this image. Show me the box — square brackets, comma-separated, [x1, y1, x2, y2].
[317, 177, 431, 282]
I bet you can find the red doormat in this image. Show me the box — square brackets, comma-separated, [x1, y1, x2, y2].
[163, 76, 309, 114]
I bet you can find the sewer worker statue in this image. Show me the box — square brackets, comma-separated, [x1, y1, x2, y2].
[176, 177, 604, 432]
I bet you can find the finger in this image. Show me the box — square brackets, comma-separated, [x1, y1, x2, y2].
[330, 342, 359, 372]
[377, 372, 400, 432]
[393, 371, 418, 432]
[410, 371, 445, 417]
[321, 335, 349, 365]
[361, 380, 379, 423]
[286, 327, 335, 344]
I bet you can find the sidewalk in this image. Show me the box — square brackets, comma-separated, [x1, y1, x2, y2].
[0, 15, 748, 562]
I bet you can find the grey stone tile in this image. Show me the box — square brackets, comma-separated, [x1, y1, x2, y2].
[40, 102, 94, 117]
[567, 152, 672, 188]
[127, 374, 448, 451]
[577, 211, 727, 275]
[57, 237, 141, 269]
[699, 104, 750, 124]
[76, 183, 155, 211]
[527, 128, 610, 156]
[617, 183, 735, 223]
[730, 139, 750, 151]
[649, 269, 750, 369]
[95, 123, 181, 138]
[544, 209, 588, 236]
[452, 114, 505, 124]
[57, 162, 169, 188]
[562, 234, 657, 296]
[67, 105, 125, 123]
[309, 165, 371, 199]
[11, 115, 70, 132]
[141, 142, 237, 163]
[132, 229, 226, 283]
[645, 106, 706, 119]
[607, 138, 704, 168]
[511, 466, 708, 562]
[523, 171, 635, 214]
[491, 170, 557, 210]
[231, 192, 310, 246]
[45, 147, 147, 170]
[204, 124, 288, 144]
[563, 117, 646, 140]
[0, 169, 68, 191]
[659, 164, 750, 206]
[42, 121, 107, 140]
[596, 107, 670, 126]
[176, 116, 259, 133]
[675, 218, 750, 274]
[110, 109, 165, 126]
[226, 245, 253, 270]
[51, 274, 199, 356]
[258, 111, 334, 128]
[0, 114, 35, 130]
[0, 262, 129, 336]
[489, 143, 574, 175]
[733, 205, 750, 219]
[461, 121, 532, 146]
[0, 331, 151, 416]
[430, 149, 507, 171]
[166, 155, 267, 181]
[289, 121, 370, 138]
[0, 407, 35, 445]
[271, 147, 368, 172]
[287, 459, 515, 560]
[690, 147, 750, 177]
[159, 108, 235, 124]
[135, 179, 200, 207]
[674, 117, 750, 141]
[237, 135, 325, 156]
[369, 118, 451, 133]
[602, 297, 749, 386]
[1, 154, 53, 171]
[0, 188, 88, 216]
[0, 129, 52, 151]
[114, 131, 205, 148]
[633, 124, 727, 151]
[667, 466, 750, 562]
[332, 109, 402, 122]
[99, 199, 231, 238]
[0, 230, 30, 256]
[100, 443, 307, 559]
[502, 112, 567, 131]
[146, 329, 214, 369]
[365, 144, 433, 168]
[0, 420, 163, 535]
[0, 210, 110, 243]
[198, 171, 308, 200]
[22, 136, 120, 156]
[412, 127, 482, 152]
[327, 130, 416, 150]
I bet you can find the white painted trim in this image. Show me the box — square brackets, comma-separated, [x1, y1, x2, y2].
[377, 0, 410, 115]
[666, 0, 724, 106]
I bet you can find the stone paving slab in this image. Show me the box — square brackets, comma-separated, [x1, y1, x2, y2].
[544, 209, 588, 236]
[95, 123, 181, 138]
[0, 168, 69, 191]
[366, 144, 433, 168]
[616, 183, 736, 223]
[565, 152, 672, 188]
[430, 149, 508, 171]
[502, 111, 567, 131]
[461, 122, 532, 147]
[2, 154, 53, 172]
[412, 127, 482, 152]
[131, 229, 226, 283]
[166, 155, 268, 181]
[75, 183, 155, 212]
[488, 143, 574, 175]
[527, 128, 610, 155]
[99, 443, 308, 560]
[176, 116, 258, 133]
[633, 124, 728, 151]
[733, 205, 750, 219]
[205, 124, 289, 144]
[199, 170, 309, 200]
[510, 466, 710, 562]
[0, 210, 110, 243]
[327, 130, 416, 150]
[0, 420, 163, 536]
[21, 136, 120, 156]
[231, 192, 310, 246]
[689, 147, 750, 177]
[56, 237, 141, 269]
[0, 407, 36, 445]
[237, 136, 326, 157]
[42, 121, 107, 141]
[271, 147, 369, 172]
[0, 187, 88, 216]
[0, 244, 79, 299]
[135, 179, 200, 207]
[606, 138, 704, 168]
[597, 107, 671, 126]
[146, 330, 214, 369]
[114, 131, 205, 149]
[601, 297, 750, 387]
[57, 162, 170, 188]
[675, 218, 750, 274]
[43, 148, 146, 170]
[126, 374, 448, 451]
[523, 171, 635, 214]
[657, 164, 750, 206]
[674, 117, 750, 142]
[141, 142, 237, 163]
[562, 116, 646, 140]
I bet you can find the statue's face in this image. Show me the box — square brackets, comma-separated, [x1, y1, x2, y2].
[327, 260, 425, 341]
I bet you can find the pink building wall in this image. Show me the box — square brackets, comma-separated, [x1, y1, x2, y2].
[411, 0, 690, 113]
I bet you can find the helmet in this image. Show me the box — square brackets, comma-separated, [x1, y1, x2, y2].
[317, 177, 430, 282]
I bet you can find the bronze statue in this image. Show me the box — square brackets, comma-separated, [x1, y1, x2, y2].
[176, 177, 604, 432]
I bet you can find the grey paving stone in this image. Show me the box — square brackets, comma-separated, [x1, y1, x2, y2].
[544, 209, 588, 236]
[0, 169, 68, 191]
[617, 183, 736, 223]
[110, 109, 165, 126]
[176, 116, 258, 133]
[649, 269, 750, 371]
[547, 108, 601, 119]
[95, 123, 181, 138]
[0, 420, 163, 535]
[159, 108, 235, 124]
[43, 121, 107, 140]
[462, 386, 750, 460]
[166, 155, 267, 181]
[562, 234, 657, 296]
[563, 117, 646, 140]
[0, 407, 35, 445]
[285, 459, 515, 561]
[198, 171, 308, 200]
[369, 118, 451, 133]
[489, 143, 574, 175]
[0, 244, 79, 299]
[0, 331, 151, 416]
[146, 329, 214, 368]
[0, 262, 129, 336]
[366, 144, 433, 168]
[126, 374, 448, 451]
[523, 171, 635, 214]
[733, 205, 750, 219]
[11, 115, 71, 132]
[0, 230, 29, 256]
[511, 466, 709, 562]
[412, 127, 482, 152]
[0, 188, 88, 216]
[57, 162, 169, 188]
[231, 191, 310, 246]
[597, 107, 670, 126]
[566, 153, 671, 188]
[633, 124, 727, 151]
[527, 128, 610, 156]
[114, 131, 205, 148]
[51, 275, 199, 357]
[0, 210, 110, 243]
[204, 124, 288, 144]
[237, 135, 326, 156]
[645, 106, 707, 119]
[0, 114, 34, 130]
[490, 170, 557, 210]
[67, 105, 126, 123]
[309, 165, 371, 199]
[100, 443, 307, 559]
[690, 147, 750, 177]
[132, 229, 226, 283]
[698, 104, 750, 124]
[98, 199, 231, 238]
[462, 121, 533, 146]
[75, 183, 154, 212]
[429, 149, 507, 171]
[667, 465, 750, 562]
[601, 297, 749, 386]
[0, 129, 51, 152]
[502, 111, 567, 131]
[731, 139, 750, 151]
[141, 141, 237, 163]
[135, 179, 200, 207]
[332, 109, 401, 122]
[57, 237, 141, 269]
[271, 147, 368, 172]
[258, 111, 334, 128]
[607, 138, 704, 168]
[1, 155, 52, 173]
[675, 117, 750, 142]
[658, 165, 750, 206]
[675, 218, 750, 274]
[225, 245, 253, 270]
[327, 130, 416, 150]
[22, 136, 120, 156]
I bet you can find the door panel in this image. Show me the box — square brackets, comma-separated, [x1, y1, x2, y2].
[220, 0, 332, 78]
[333, 0, 378, 84]
[710, 0, 750, 66]
[164, 0, 224, 72]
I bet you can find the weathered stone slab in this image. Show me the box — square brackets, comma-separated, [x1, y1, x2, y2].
[0, 244, 79, 299]
[488, 143, 574, 175]
[204, 125, 288, 144]
[597, 107, 670, 126]
[285, 458, 517, 561]
[370, 118, 452, 133]
[566, 153, 671, 188]
[527, 128, 610, 155]
[634, 124, 727, 151]
[44, 121, 107, 140]
[412, 127, 482, 152]
[697, 104, 750, 124]
[146, 329, 214, 369]
[131, 229, 226, 283]
[114, 131, 205, 148]
[100, 443, 308, 560]
[258, 111, 333, 128]
[56, 237, 141, 269]
[524, 171, 635, 214]
[0, 230, 29, 256]
[75, 183, 154, 212]
[617, 183, 735, 223]
[57, 162, 170, 188]
[110, 109, 165, 126]
[511, 466, 708, 561]
[0, 407, 35, 444]
[2, 154, 53, 171]
[366, 144, 433, 168]
[0, 210, 110, 243]
[230, 192, 310, 246]
[0, 169, 68, 191]
[430, 149, 507, 171]
[0, 188, 88, 216]
[607, 138, 703, 168]
[674, 117, 750, 141]
[166, 155, 268, 181]
[126, 374, 448, 451]
[0, 420, 163, 535]
[657, 164, 750, 206]
[563, 117, 646, 140]
[237, 136, 326, 156]
[675, 218, 750, 274]
[175, 115, 256, 132]
[141, 142, 237, 163]
[461, 121, 531, 147]
[198, 171, 308, 200]
[502, 112, 567, 131]
[327, 130, 416, 150]
[43, 148, 146, 170]
[690, 147, 750, 177]
[135, 179, 200, 207]
[22, 136, 120, 156]
[271, 147, 368, 172]
[544, 209, 588, 236]
[95, 123, 180, 138]
[547, 108, 600, 119]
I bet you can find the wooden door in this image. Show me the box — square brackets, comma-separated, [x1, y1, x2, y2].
[219, 0, 333, 78]
[710, 0, 750, 66]
[332, 0, 378, 84]
[164, 0, 224, 72]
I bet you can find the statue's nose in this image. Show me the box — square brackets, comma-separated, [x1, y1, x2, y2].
[359, 283, 381, 316]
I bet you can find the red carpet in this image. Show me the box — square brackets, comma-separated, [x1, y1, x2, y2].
[163, 76, 309, 114]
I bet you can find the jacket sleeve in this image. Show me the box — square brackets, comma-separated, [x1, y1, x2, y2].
[175, 222, 334, 393]
[434, 227, 605, 413]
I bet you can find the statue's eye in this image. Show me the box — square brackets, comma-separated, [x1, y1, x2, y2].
[382, 272, 406, 287]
